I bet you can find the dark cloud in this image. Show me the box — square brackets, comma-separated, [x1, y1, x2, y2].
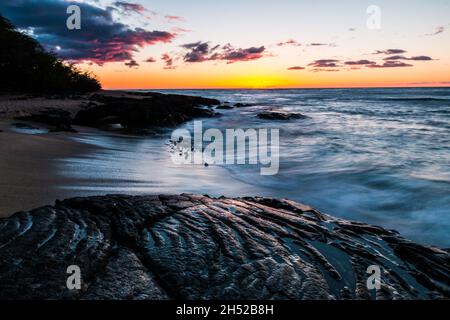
[368, 61, 413, 68]
[145, 57, 156, 63]
[183, 51, 207, 63]
[384, 55, 433, 61]
[344, 60, 376, 66]
[308, 59, 340, 68]
[0, 0, 176, 65]
[180, 41, 213, 62]
[181, 42, 211, 54]
[305, 43, 336, 48]
[277, 39, 301, 47]
[383, 55, 408, 60]
[221, 46, 266, 63]
[307, 59, 341, 72]
[287, 66, 305, 70]
[374, 49, 407, 55]
[113, 1, 146, 13]
[180, 41, 267, 64]
[124, 59, 139, 68]
[309, 53, 431, 72]
[161, 53, 175, 69]
[409, 56, 433, 61]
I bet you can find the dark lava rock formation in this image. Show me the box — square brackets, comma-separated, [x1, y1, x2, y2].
[216, 104, 234, 110]
[74, 92, 220, 129]
[0, 194, 448, 300]
[15, 107, 77, 132]
[257, 110, 308, 120]
[234, 103, 252, 108]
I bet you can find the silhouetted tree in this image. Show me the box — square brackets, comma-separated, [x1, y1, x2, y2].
[0, 14, 101, 93]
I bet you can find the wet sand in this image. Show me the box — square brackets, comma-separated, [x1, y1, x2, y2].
[0, 91, 144, 216]
[0, 120, 96, 216]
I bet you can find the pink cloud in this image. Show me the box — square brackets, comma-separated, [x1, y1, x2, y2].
[165, 15, 185, 23]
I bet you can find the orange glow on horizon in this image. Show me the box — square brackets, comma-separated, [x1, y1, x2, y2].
[81, 61, 450, 90]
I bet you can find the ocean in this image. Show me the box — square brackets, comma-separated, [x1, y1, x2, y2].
[59, 88, 450, 247]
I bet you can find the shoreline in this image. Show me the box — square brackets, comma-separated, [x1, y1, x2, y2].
[0, 119, 98, 216]
[1, 89, 449, 248]
[0, 90, 222, 216]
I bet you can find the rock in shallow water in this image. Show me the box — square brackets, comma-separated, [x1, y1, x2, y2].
[257, 110, 308, 120]
[0, 194, 448, 300]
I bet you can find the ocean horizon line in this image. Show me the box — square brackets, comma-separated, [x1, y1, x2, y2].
[102, 86, 450, 91]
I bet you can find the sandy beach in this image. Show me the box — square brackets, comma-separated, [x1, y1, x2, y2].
[0, 90, 225, 217]
[0, 119, 96, 216]
[0, 90, 221, 216]
[0, 94, 104, 216]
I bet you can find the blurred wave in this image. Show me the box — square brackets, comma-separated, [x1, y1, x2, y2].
[58, 88, 450, 247]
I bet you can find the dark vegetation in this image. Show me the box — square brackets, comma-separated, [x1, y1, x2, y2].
[0, 14, 100, 93]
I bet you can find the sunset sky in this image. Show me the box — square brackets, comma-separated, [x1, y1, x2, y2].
[1, 0, 449, 89]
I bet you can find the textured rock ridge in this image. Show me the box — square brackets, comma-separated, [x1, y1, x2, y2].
[0, 194, 448, 300]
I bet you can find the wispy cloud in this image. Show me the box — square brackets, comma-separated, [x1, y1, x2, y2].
[384, 55, 433, 61]
[165, 15, 185, 23]
[277, 39, 301, 47]
[308, 59, 340, 68]
[373, 49, 407, 55]
[113, 1, 146, 14]
[308, 56, 428, 71]
[344, 60, 376, 66]
[368, 61, 413, 68]
[310, 68, 340, 73]
[424, 26, 445, 36]
[308, 43, 336, 47]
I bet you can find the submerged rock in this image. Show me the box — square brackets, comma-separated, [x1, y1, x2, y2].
[257, 110, 308, 120]
[234, 103, 252, 108]
[216, 104, 234, 110]
[0, 194, 448, 300]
